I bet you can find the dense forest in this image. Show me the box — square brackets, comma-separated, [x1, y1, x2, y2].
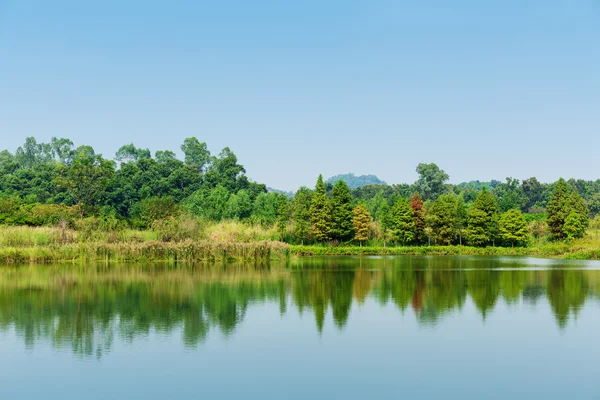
[0, 136, 599, 248]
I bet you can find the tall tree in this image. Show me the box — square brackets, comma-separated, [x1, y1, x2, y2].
[55, 154, 114, 219]
[465, 187, 499, 246]
[426, 194, 458, 245]
[293, 187, 312, 244]
[499, 209, 529, 247]
[391, 197, 416, 244]
[410, 193, 426, 244]
[352, 204, 371, 246]
[455, 195, 468, 245]
[115, 143, 151, 163]
[547, 178, 571, 240]
[50, 137, 74, 164]
[309, 175, 331, 242]
[330, 180, 354, 241]
[181, 137, 211, 172]
[413, 163, 449, 201]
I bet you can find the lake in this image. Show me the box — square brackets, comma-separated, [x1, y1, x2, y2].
[0, 256, 598, 399]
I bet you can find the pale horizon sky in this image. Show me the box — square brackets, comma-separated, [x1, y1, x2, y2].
[1, 1, 599, 191]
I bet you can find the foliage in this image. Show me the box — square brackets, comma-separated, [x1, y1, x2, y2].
[426, 195, 458, 245]
[410, 193, 426, 244]
[309, 175, 331, 242]
[330, 180, 354, 241]
[414, 163, 449, 201]
[391, 197, 415, 245]
[352, 204, 371, 244]
[499, 209, 529, 247]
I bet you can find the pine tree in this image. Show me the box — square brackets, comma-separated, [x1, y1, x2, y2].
[379, 201, 393, 247]
[566, 191, 589, 238]
[391, 197, 416, 245]
[410, 193, 426, 244]
[465, 187, 499, 246]
[352, 204, 371, 246]
[465, 208, 491, 246]
[330, 180, 354, 242]
[547, 178, 570, 240]
[309, 175, 331, 242]
[292, 187, 312, 245]
[426, 194, 457, 245]
[276, 195, 291, 241]
[455, 195, 468, 245]
[499, 209, 529, 247]
[563, 210, 584, 240]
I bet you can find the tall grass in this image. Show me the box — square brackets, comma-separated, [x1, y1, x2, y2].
[0, 240, 289, 264]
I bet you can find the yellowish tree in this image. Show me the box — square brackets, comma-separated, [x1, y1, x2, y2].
[352, 204, 371, 246]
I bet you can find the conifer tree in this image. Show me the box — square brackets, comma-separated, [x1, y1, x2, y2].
[378, 201, 393, 247]
[391, 197, 416, 244]
[293, 187, 312, 244]
[276, 195, 291, 241]
[465, 187, 499, 246]
[499, 209, 529, 247]
[566, 191, 589, 237]
[426, 194, 458, 245]
[455, 195, 468, 245]
[410, 193, 426, 244]
[330, 180, 354, 241]
[563, 211, 584, 241]
[547, 178, 570, 240]
[352, 204, 371, 246]
[309, 175, 331, 242]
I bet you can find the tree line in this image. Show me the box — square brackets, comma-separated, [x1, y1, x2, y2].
[0, 137, 596, 246]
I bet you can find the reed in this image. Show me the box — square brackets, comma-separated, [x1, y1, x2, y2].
[0, 240, 290, 264]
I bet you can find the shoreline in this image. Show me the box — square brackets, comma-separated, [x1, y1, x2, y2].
[1, 241, 600, 264]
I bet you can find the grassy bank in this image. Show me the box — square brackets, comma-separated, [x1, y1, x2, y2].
[290, 236, 600, 260]
[0, 224, 288, 264]
[0, 240, 289, 264]
[2, 224, 600, 264]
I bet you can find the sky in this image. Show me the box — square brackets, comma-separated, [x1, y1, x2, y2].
[1, 0, 599, 191]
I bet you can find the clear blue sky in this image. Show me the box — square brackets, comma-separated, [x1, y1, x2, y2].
[1, 1, 599, 191]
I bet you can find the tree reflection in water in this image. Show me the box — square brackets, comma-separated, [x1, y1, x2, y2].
[0, 257, 598, 358]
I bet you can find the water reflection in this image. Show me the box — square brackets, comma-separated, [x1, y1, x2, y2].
[0, 257, 598, 358]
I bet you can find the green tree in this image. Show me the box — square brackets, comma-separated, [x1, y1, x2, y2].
[379, 200, 393, 247]
[55, 154, 114, 219]
[115, 143, 151, 163]
[563, 211, 583, 241]
[499, 209, 529, 247]
[465, 187, 499, 246]
[465, 208, 491, 246]
[410, 193, 426, 244]
[252, 192, 280, 224]
[547, 178, 589, 240]
[50, 137, 74, 164]
[293, 187, 312, 244]
[155, 150, 177, 164]
[223, 189, 252, 220]
[391, 197, 415, 244]
[181, 137, 211, 172]
[15, 137, 53, 169]
[413, 163, 449, 201]
[426, 194, 457, 245]
[352, 204, 371, 246]
[310, 175, 331, 242]
[276, 196, 291, 240]
[455, 195, 468, 245]
[330, 180, 354, 242]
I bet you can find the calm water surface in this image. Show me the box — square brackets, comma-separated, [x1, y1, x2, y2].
[0, 256, 599, 399]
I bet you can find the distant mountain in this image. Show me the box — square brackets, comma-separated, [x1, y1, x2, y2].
[267, 187, 295, 198]
[326, 173, 386, 189]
